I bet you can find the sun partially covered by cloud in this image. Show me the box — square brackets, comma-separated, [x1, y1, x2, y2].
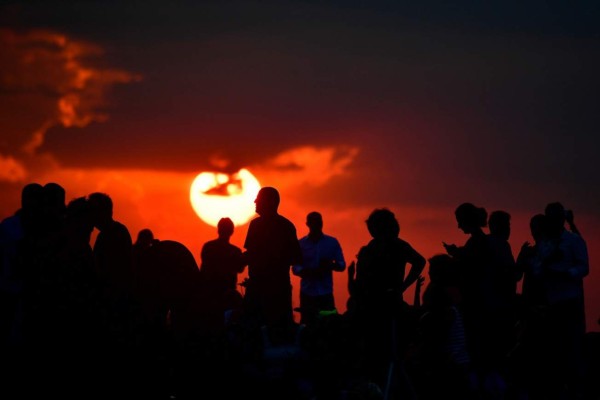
[0, 28, 140, 181]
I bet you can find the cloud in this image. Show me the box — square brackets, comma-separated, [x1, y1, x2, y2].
[0, 154, 27, 182]
[256, 145, 360, 189]
[0, 28, 140, 181]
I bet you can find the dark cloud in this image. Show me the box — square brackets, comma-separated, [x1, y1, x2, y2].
[1, 1, 599, 208]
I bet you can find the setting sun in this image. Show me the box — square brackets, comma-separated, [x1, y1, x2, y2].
[189, 168, 261, 227]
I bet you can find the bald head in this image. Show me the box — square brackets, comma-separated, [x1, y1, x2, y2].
[254, 186, 280, 216]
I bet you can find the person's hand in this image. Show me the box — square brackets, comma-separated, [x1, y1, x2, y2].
[319, 258, 336, 270]
[241, 251, 250, 265]
[414, 275, 424, 290]
[519, 241, 533, 257]
[443, 242, 458, 256]
[565, 209, 574, 225]
[348, 261, 356, 279]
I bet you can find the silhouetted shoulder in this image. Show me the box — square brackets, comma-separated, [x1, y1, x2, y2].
[151, 240, 198, 274]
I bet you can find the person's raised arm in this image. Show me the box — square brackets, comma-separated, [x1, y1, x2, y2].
[565, 209, 582, 237]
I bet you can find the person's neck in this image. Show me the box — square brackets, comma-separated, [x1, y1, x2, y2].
[96, 218, 114, 232]
[260, 210, 278, 218]
[308, 231, 323, 242]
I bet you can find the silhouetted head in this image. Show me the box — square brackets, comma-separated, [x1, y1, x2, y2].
[43, 182, 66, 215]
[21, 183, 43, 210]
[254, 186, 280, 216]
[217, 217, 234, 239]
[66, 196, 94, 242]
[489, 210, 511, 241]
[87, 192, 113, 230]
[428, 253, 458, 285]
[306, 211, 323, 237]
[136, 228, 155, 247]
[529, 214, 548, 243]
[366, 208, 400, 240]
[40, 182, 66, 230]
[455, 203, 487, 234]
[544, 202, 566, 238]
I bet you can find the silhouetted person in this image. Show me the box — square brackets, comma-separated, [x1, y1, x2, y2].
[42, 182, 66, 234]
[0, 183, 43, 349]
[353, 208, 425, 396]
[242, 187, 302, 342]
[131, 228, 158, 291]
[131, 238, 202, 399]
[488, 211, 519, 294]
[88, 192, 133, 297]
[517, 214, 550, 309]
[444, 202, 506, 398]
[488, 210, 520, 365]
[134, 228, 155, 249]
[417, 254, 473, 400]
[541, 202, 589, 399]
[514, 213, 554, 399]
[51, 196, 102, 397]
[200, 217, 244, 331]
[201, 218, 244, 297]
[292, 211, 346, 325]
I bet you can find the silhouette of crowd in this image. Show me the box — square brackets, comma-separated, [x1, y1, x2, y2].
[0, 183, 596, 400]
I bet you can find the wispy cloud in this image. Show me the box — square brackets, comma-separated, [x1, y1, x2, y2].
[0, 29, 140, 181]
[256, 145, 360, 188]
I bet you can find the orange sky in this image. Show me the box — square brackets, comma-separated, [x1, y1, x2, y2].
[1, 164, 598, 330]
[1, 5, 599, 331]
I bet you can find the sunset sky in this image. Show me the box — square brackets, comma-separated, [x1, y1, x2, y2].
[1, 1, 598, 329]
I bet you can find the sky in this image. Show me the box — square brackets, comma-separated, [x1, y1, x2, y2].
[0, 1, 599, 330]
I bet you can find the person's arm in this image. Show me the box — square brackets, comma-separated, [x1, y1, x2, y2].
[443, 241, 458, 257]
[235, 247, 246, 273]
[565, 210, 582, 237]
[515, 241, 533, 276]
[322, 238, 346, 273]
[568, 235, 589, 279]
[402, 246, 426, 293]
[291, 260, 305, 277]
[347, 260, 356, 296]
[413, 275, 424, 307]
[332, 239, 346, 272]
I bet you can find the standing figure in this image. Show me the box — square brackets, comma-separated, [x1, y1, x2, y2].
[292, 211, 346, 325]
[0, 183, 43, 349]
[242, 187, 302, 340]
[352, 208, 425, 394]
[200, 218, 244, 296]
[88, 192, 133, 297]
[444, 202, 506, 398]
[488, 210, 520, 365]
[200, 217, 244, 330]
[541, 202, 589, 399]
